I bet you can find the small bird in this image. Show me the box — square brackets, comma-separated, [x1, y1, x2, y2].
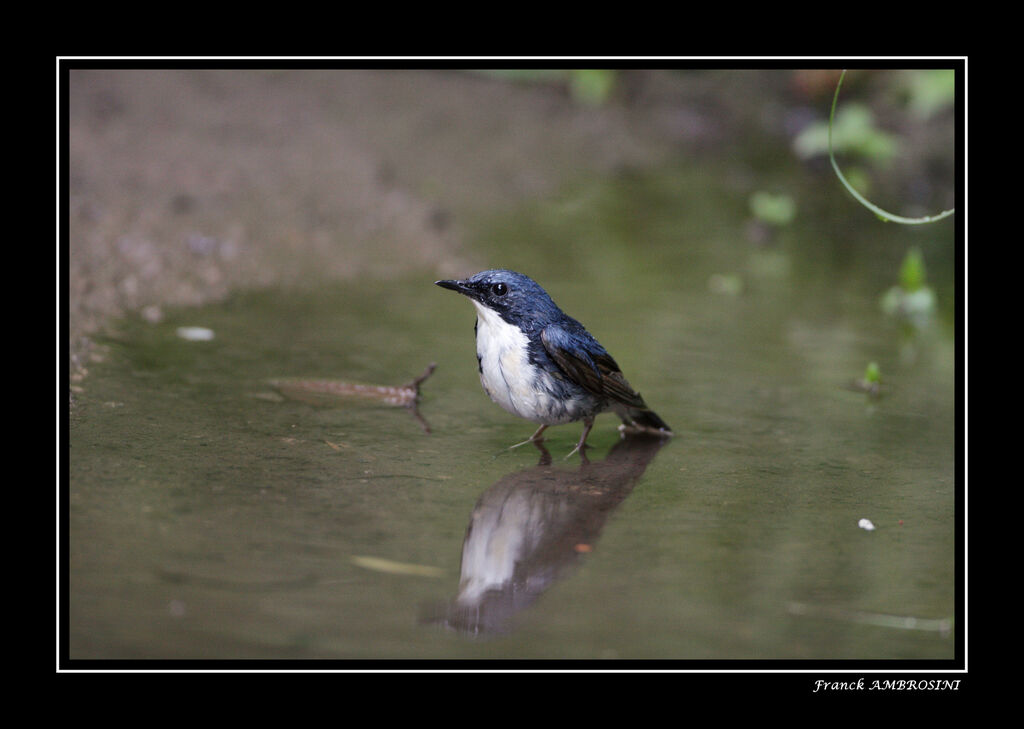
[436, 269, 672, 456]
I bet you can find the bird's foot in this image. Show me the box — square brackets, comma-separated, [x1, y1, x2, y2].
[494, 424, 548, 457]
[563, 441, 591, 462]
[508, 424, 548, 449]
[564, 419, 595, 460]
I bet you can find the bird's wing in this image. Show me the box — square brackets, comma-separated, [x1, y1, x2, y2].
[540, 324, 647, 409]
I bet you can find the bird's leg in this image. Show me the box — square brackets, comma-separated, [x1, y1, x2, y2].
[564, 418, 594, 459]
[507, 424, 548, 450]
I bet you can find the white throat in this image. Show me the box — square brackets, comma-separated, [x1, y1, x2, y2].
[472, 301, 537, 421]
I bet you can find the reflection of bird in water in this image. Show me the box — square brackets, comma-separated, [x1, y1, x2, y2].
[421, 434, 668, 636]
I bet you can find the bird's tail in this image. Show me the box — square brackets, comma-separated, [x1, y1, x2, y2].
[616, 405, 673, 436]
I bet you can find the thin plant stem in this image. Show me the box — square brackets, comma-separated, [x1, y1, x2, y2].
[829, 70, 955, 225]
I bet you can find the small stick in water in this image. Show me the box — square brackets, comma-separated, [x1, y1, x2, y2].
[271, 363, 436, 432]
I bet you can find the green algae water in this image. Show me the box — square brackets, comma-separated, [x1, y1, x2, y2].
[66, 162, 957, 661]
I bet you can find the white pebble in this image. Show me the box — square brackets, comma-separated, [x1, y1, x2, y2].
[176, 326, 215, 341]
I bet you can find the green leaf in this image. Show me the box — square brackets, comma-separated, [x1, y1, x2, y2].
[749, 191, 796, 226]
[899, 247, 927, 291]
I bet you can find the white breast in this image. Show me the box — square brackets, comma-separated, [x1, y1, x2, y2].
[472, 301, 543, 422]
[471, 302, 604, 426]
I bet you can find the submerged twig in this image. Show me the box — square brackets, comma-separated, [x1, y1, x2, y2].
[788, 601, 953, 636]
[351, 555, 444, 578]
[271, 363, 437, 432]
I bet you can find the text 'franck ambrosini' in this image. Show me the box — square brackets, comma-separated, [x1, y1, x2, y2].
[813, 678, 961, 692]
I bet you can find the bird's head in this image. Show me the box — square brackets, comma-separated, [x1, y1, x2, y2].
[436, 269, 560, 329]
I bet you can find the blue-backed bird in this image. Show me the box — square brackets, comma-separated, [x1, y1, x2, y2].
[436, 269, 672, 457]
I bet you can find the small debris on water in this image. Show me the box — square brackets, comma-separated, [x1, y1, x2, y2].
[351, 555, 443, 578]
[787, 601, 952, 636]
[271, 363, 436, 433]
[858, 518, 876, 531]
[176, 326, 215, 341]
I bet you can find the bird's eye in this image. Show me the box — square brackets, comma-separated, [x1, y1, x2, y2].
[491, 282, 508, 296]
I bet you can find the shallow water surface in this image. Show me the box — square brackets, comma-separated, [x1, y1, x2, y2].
[67, 163, 958, 662]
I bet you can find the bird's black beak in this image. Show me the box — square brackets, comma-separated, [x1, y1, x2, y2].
[435, 279, 473, 297]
